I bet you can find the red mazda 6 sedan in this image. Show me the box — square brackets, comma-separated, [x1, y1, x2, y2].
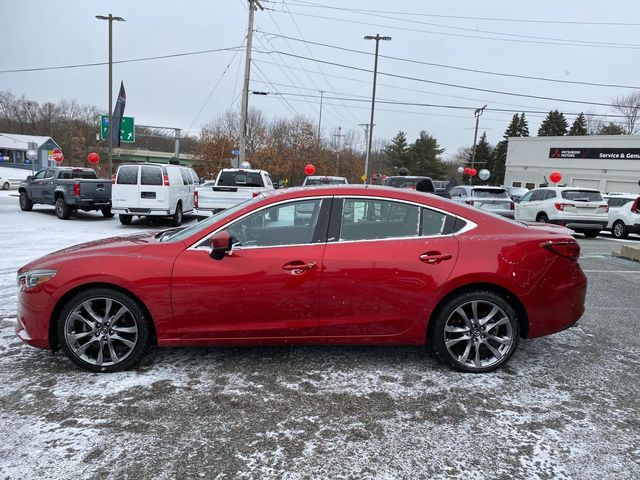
[16, 185, 586, 373]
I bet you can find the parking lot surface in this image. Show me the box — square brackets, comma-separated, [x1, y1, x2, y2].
[1, 190, 639, 479]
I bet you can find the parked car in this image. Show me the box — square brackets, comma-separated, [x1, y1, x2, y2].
[604, 193, 640, 239]
[515, 187, 609, 237]
[111, 163, 198, 226]
[302, 175, 348, 186]
[503, 186, 529, 202]
[383, 175, 435, 192]
[432, 180, 450, 194]
[1, 174, 12, 190]
[16, 185, 586, 374]
[195, 168, 274, 214]
[449, 186, 515, 218]
[18, 167, 112, 219]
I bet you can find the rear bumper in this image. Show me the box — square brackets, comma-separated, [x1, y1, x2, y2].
[74, 199, 111, 208]
[112, 207, 171, 216]
[549, 218, 607, 230]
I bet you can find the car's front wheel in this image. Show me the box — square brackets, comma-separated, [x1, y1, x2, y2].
[2, 181, 9, 190]
[612, 221, 628, 239]
[431, 290, 520, 373]
[58, 288, 150, 372]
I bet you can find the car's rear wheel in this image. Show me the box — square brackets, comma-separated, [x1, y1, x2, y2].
[119, 214, 132, 225]
[432, 290, 520, 373]
[101, 207, 114, 218]
[172, 202, 183, 226]
[612, 221, 628, 239]
[2, 181, 9, 190]
[55, 197, 72, 220]
[536, 213, 548, 223]
[19, 192, 33, 211]
[58, 288, 150, 372]
[582, 230, 600, 238]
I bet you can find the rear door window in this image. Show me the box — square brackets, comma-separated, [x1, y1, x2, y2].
[529, 190, 545, 202]
[117, 166, 139, 185]
[543, 190, 557, 200]
[141, 166, 163, 186]
[339, 199, 420, 241]
[561, 190, 603, 202]
[180, 168, 192, 185]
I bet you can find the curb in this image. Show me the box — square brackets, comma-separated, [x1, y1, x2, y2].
[612, 245, 640, 262]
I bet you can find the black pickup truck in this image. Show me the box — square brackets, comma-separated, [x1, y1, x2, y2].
[19, 167, 113, 219]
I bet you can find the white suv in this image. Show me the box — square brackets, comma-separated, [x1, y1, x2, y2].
[604, 193, 640, 239]
[515, 187, 608, 237]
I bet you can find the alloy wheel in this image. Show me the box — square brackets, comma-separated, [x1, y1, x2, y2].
[443, 300, 515, 370]
[64, 297, 139, 367]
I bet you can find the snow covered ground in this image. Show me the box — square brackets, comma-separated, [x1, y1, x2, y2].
[1, 189, 639, 479]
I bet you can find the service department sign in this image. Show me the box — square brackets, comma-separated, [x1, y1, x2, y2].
[549, 147, 640, 159]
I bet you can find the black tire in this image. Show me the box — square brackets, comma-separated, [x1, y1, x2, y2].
[55, 197, 72, 220]
[582, 230, 600, 238]
[57, 287, 150, 372]
[431, 290, 520, 373]
[172, 202, 183, 226]
[536, 213, 548, 223]
[612, 221, 628, 239]
[101, 207, 114, 218]
[19, 192, 33, 211]
[2, 181, 9, 190]
[119, 214, 132, 225]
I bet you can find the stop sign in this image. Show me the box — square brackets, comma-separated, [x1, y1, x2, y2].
[52, 149, 64, 164]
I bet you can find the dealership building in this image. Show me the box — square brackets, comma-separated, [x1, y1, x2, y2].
[504, 135, 640, 194]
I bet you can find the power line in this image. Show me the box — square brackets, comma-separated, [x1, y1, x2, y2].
[0, 46, 243, 74]
[251, 61, 301, 116]
[256, 49, 635, 109]
[259, 32, 640, 90]
[278, 1, 640, 27]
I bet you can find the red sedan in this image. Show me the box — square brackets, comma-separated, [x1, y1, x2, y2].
[15, 185, 586, 373]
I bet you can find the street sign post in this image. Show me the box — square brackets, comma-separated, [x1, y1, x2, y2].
[101, 115, 135, 142]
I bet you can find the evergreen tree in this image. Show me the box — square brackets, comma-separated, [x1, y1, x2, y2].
[409, 131, 447, 178]
[384, 131, 411, 171]
[598, 122, 625, 135]
[470, 132, 493, 181]
[537, 110, 568, 136]
[518, 113, 530, 137]
[568, 113, 588, 135]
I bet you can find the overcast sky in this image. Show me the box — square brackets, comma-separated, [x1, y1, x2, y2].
[2, 0, 640, 157]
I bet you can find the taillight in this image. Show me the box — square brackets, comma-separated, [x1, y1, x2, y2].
[163, 175, 170, 186]
[541, 240, 580, 261]
[73, 182, 81, 196]
[510, 201, 515, 211]
[111, 174, 116, 184]
[252, 191, 260, 198]
[599, 204, 609, 213]
[194, 190, 198, 208]
[632, 198, 640, 214]
[465, 200, 474, 206]
[554, 202, 574, 211]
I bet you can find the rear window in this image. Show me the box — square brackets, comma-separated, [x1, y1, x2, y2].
[304, 177, 347, 185]
[561, 190, 603, 202]
[217, 171, 264, 187]
[472, 188, 508, 198]
[117, 166, 138, 185]
[141, 166, 163, 186]
[383, 177, 434, 192]
[59, 169, 97, 179]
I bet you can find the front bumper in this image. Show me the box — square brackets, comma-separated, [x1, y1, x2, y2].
[16, 288, 53, 350]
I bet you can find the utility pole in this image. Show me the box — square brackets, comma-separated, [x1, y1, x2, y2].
[174, 128, 181, 160]
[469, 104, 487, 185]
[96, 13, 125, 176]
[359, 123, 369, 182]
[240, 0, 263, 166]
[364, 34, 391, 184]
[334, 126, 345, 176]
[317, 90, 324, 144]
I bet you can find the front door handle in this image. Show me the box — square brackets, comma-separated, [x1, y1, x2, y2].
[282, 261, 317, 274]
[419, 252, 453, 264]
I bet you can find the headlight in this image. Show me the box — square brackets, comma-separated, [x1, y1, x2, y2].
[17, 269, 58, 290]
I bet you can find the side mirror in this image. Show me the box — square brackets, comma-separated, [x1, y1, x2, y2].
[26, 176, 33, 181]
[209, 230, 232, 260]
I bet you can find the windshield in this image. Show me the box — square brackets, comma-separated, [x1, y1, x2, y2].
[217, 171, 264, 187]
[472, 188, 508, 198]
[163, 194, 265, 242]
[561, 190, 603, 202]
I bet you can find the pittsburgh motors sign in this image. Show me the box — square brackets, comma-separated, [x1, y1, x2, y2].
[549, 147, 640, 159]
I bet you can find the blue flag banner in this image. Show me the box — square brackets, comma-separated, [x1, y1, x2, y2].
[111, 81, 126, 147]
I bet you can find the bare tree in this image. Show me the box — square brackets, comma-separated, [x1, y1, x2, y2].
[613, 91, 640, 134]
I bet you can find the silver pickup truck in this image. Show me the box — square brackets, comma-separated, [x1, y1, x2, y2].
[195, 168, 275, 214]
[18, 167, 113, 220]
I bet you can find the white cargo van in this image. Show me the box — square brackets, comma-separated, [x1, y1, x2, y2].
[111, 163, 199, 226]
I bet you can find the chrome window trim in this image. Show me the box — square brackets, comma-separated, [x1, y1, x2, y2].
[187, 194, 477, 251]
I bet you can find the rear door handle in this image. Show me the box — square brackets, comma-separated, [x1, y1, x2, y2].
[282, 261, 317, 274]
[419, 252, 453, 264]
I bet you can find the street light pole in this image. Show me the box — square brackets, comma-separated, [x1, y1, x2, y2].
[318, 90, 324, 145]
[96, 14, 125, 176]
[364, 34, 391, 184]
[469, 104, 487, 185]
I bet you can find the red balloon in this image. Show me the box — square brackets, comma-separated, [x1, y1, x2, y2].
[463, 167, 471, 175]
[550, 171, 562, 183]
[304, 164, 315, 176]
[469, 168, 477, 176]
[87, 152, 100, 164]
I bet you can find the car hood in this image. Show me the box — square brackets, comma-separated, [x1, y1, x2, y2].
[18, 232, 159, 273]
[523, 221, 574, 236]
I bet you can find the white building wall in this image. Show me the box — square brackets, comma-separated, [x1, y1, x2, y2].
[504, 135, 640, 194]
